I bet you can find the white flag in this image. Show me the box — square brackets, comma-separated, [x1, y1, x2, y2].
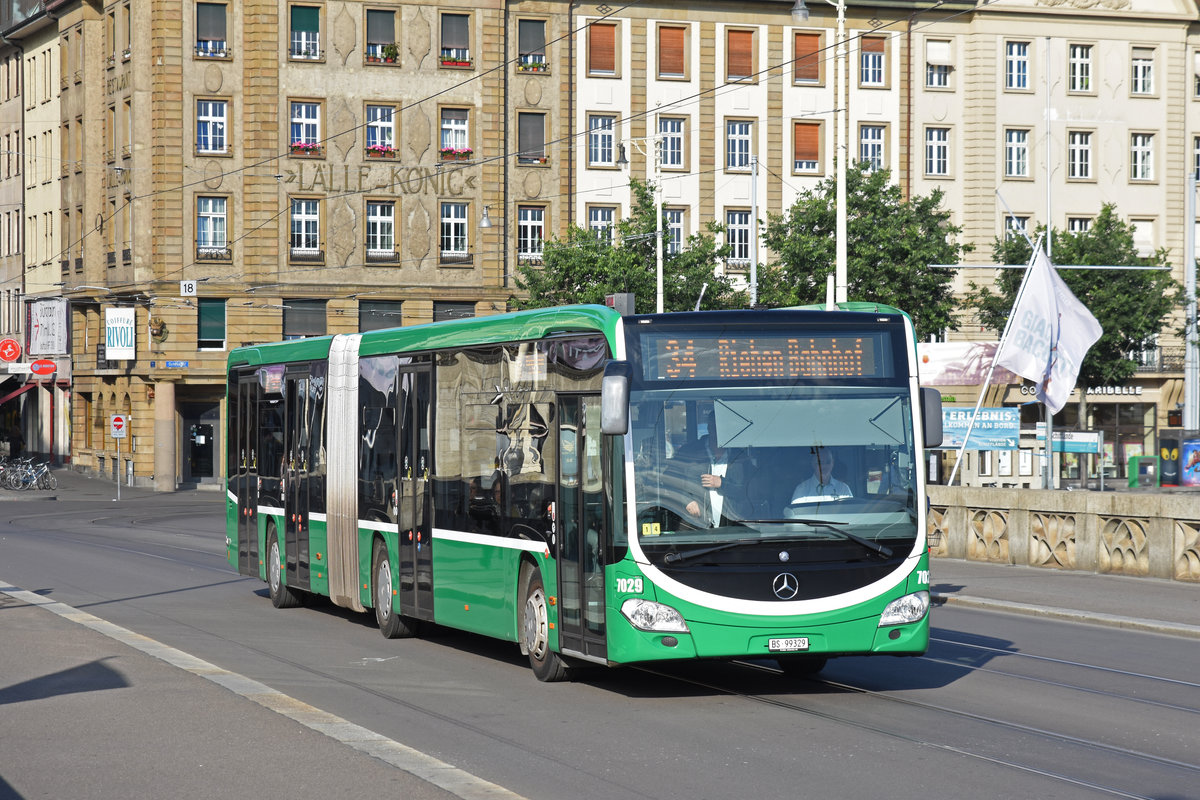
[994, 248, 1102, 414]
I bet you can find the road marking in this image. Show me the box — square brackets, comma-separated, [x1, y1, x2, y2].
[0, 580, 529, 800]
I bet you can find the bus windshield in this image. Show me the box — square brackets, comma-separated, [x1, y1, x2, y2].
[628, 385, 918, 558]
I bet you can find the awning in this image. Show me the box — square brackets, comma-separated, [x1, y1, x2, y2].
[0, 382, 37, 406]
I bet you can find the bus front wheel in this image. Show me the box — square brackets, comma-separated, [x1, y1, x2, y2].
[520, 566, 571, 682]
[372, 540, 417, 639]
[268, 526, 302, 609]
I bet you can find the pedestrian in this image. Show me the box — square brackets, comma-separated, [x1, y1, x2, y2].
[7, 424, 23, 457]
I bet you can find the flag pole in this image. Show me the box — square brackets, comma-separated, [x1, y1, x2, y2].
[947, 239, 1044, 486]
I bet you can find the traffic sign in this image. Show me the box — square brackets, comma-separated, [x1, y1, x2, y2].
[0, 337, 20, 362]
[30, 358, 56, 376]
[111, 414, 127, 439]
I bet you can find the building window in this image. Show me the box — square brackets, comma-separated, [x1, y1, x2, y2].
[196, 196, 229, 259]
[1131, 219, 1155, 256]
[588, 114, 615, 167]
[1005, 129, 1029, 178]
[440, 108, 470, 158]
[366, 201, 395, 260]
[925, 127, 949, 176]
[440, 13, 471, 67]
[859, 124, 885, 172]
[365, 105, 395, 155]
[860, 36, 885, 87]
[283, 299, 326, 340]
[659, 117, 684, 169]
[1194, 135, 1200, 179]
[517, 112, 546, 164]
[658, 25, 685, 79]
[726, 210, 750, 267]
[196, 3, 228, 57]
[289, 5, 321, 60]
[588, 206, 615, 242]
[726, 29, 754, 81]
[196, 99, 227, 154]
[440, 202, 469, 263]
[359, 300, 403, 332]
[1131, 47, 1154, 95]
[197, 298, 226, 349]
[588, 22, 616, 76]
[1194, 51, 1200, 98]
[1067, 217, 1092, 234]
[794, 31, 821, 85]
[665, 208, 684, 255]
[517, 206, 544, 263]
[433, 301, 475, 321]
[289, 101, 321, 155]
[1005, 215, 1029, 239]
[925, 39, 951, 88]
[517, 19, 547, 72]
[793, 121, 820, 173]
[1067, 131, 1092, 179]
[290, 198, 321, 259]
[1130, 132, 1154, 180]
[1068, 44, 1091, 93]
[1005, 41, 1029, 90]
[726, 119, 753, 171]
[365, 10, 396, 62]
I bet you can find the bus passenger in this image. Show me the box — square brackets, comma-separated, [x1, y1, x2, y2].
[676, 409, 755, 526]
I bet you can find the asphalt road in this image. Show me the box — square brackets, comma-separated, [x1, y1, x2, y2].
[1, 483, 1198, 800]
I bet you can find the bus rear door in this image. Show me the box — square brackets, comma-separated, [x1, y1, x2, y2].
[396, 366, 434, 622]
[556, 395, 607, 662]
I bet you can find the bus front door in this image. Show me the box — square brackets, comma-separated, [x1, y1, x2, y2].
[396, 367, 434, 622]
[234, 374, 259, 576]
[556, 395, 607, 662]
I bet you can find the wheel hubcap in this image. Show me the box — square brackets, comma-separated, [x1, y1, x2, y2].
[524, 588, 549, 660]
[377, 559, 392, 620]
[269, 541, 280, 591]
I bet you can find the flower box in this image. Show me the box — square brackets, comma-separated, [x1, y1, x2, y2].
[440, 148, 473, 161]
[366, 145, 397, 159]
[440, 59, 472, 67]
[290, 142, 323, 156]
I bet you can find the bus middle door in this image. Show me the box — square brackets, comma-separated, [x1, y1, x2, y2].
[234, 373, 259, 576]
[396, 366, 434, 622]
[556, 395, 607, 662]
[283, 370, 311, 592]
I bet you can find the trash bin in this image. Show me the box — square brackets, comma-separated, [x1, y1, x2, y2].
[1127, 455, 1159, 488]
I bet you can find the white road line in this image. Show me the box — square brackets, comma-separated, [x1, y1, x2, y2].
[0, 579, 529, 800]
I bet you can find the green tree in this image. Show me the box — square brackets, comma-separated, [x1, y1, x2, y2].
[514, 179, 745, 312]
[966, 205, 1182, 389]
[760, 163, 967, 339]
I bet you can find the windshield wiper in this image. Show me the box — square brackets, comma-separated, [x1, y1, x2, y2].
[736, 518, 894, 559]
[663, 537, 761, 565]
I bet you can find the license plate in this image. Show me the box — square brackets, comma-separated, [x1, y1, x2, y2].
[768, 637, 810, 652]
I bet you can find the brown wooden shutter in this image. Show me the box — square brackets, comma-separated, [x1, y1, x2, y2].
[727, 30, 753, 79]
[794, 123, 819, 163]
[794, 33, 820, 82]
[862, 36, 886, 53]
[589, 23, 615, 74]
[659, 26, 685, 76]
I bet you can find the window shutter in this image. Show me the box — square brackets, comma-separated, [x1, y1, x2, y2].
[284, 300, 327, 337]
[442, 14, 469, 50]
[659, 26, 685, 76]
[926, 40, 952, 66]
[198, 299, 225, 342]
[518, 20, 545, 56]
[197, 3, 226, 41]
[589, 23, 615, 73]
[794, 123, 819, 162]
[290, 5, 319, 33]
[518, 113, 545, 157]
[366, 10, 394, 45]
[727, 30, 753, 78]
[861, 36, 886, 54]
[794, 32, 819, 82]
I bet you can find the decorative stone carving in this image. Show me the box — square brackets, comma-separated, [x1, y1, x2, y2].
[967, 509, 1009, 563]
[203, 161, 223, 189]
[522, 171, 543, 198]
[1099, 516, 1149, 576]
[1030, 512, 1076, 569]
[927, 505, 949, 558]
[524, 78, 543, 106]
[329, 199, 356, 267]
[204, 64, 223, 93]
[330, 98, 356, 160]
[407, 8, 431, 66]
[332, 5, 357, 66]
[405, 106, 431, 164]
[1175, 519, 1200, 582]
[407, 202, 431, 260]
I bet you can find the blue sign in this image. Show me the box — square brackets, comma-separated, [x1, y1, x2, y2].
[939, 407, 1020, 450]
[165, 360, 189, 368]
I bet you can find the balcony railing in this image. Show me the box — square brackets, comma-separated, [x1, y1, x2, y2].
[1131, 346, 1185, 373]
[290, 247, 324, 263]
[439, 251, 472, 265]
[366, 248, 398, 263]
[195, 40, 231, 58]
[197, 245, 232, 261]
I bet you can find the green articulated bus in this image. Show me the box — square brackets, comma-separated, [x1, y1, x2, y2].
[226, 304, 943, 681]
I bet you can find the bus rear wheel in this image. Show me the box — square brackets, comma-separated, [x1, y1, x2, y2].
[520, 566, 571, 682]
[372, 540, 417, 639]
[267, 526, 302, 609]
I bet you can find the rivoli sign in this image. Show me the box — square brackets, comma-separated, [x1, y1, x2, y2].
[105, 308, 136, 360]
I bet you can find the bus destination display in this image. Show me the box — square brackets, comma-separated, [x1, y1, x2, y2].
[646, 332, 887, 379]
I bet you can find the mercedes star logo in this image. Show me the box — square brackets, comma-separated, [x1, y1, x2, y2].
[773, 572, 799, 600]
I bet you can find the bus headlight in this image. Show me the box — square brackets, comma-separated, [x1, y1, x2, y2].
[621, 598, 689, 633]
[879, 591, 930, 626]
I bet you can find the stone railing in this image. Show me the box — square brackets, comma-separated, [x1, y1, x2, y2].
[927, 486, 1200, 583]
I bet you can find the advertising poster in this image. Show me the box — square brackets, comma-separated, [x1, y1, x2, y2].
[1182, 440, 1200, 487]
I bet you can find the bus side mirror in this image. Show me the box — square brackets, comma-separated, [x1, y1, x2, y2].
[920, 388, 943, 449]
[601, 361, 632, 435]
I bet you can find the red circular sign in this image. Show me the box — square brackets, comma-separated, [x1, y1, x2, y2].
[0, 338, 20, 362]
[30, 359, 56, 376]
[112, 416, 124, 430]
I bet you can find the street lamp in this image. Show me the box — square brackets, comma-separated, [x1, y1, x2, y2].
[791, 0, 848, 305]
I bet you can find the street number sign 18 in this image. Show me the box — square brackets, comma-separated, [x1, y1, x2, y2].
[180, 280, 198, 297]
